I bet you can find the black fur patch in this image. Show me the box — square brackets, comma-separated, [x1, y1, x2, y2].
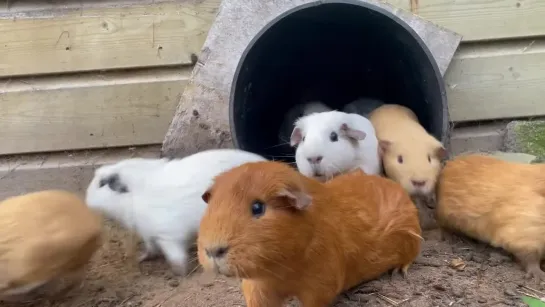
[99, 173, 129, 193]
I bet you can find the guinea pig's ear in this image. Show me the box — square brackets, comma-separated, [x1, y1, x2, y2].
[202, 190, 211, 204]
[378, 140, 392, 157]
[276, 188, 312, 210]
[435, 145, 448, 161]
[340, 123, 366, 141]
[290, 127, 303, 147]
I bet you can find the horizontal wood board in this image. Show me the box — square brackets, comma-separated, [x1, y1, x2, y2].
[0, 67, 191, 155]
[0, 0, 220, 77]
[386, 0, 545, 42]
[1, 0, 544, 78]
[446, 38, 545, 122]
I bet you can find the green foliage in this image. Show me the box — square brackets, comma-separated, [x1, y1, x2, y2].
[522, 295, 545, 307]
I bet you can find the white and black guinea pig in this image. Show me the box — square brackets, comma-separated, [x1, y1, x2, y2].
[85, 149, 267, 276]
[290, 110, 381, 181]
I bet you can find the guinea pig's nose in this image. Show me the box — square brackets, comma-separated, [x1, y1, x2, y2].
[307, 156, 323, 164]
[206, 246, 229, 258]
[412, 180, 427, 188]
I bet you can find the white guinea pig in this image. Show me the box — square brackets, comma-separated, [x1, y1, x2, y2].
[278, 101, 332, 144]
[290, 110, 381, 181]
[85, 149, 267, 276]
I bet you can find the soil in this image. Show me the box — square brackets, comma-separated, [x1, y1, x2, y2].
[1, 221, 539, 307]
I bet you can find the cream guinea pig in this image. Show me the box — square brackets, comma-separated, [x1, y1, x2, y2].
[198, 161, 422, 306]
[437, 154, 545, 281]
[368, 104, 447, 197]
[291, 110, 382, 181]
[0, 190, 102, 302]
[85, 148, 267, 276]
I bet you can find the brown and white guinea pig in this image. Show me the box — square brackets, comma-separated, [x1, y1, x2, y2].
[368, 104, 447, 198]
[0, 190, 102, 302]
[436, 154, 545, 281]
[197, 161, 422, 306]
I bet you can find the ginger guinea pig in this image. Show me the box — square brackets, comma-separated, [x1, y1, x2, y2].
[198, 161, 422, 306]
[437, 154, 545, 281]
[0, 190, 102, 302]
[369, 104, 447, 198]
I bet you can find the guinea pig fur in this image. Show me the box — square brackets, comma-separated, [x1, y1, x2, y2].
[368, 104, 447, 198]
[342, 97, 385, 118]
[291, 110, 381, 181]
[198, 161, 422, 306]
[85, 149, 267, 276]
[278, 101, 332, 145]
[0, 190, 102, 302]
[437, 154, 545, 281]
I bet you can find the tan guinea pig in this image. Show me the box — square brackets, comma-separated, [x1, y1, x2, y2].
[0, 190, 102, 302]
[369, 104, 446, 230]
[197, 161, 422, 306]
[436, 154, 545, 281]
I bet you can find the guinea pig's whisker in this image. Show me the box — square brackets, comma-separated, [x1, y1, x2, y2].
[265, 141, 291, 149]
[257, 253, 295, 274]
[185, 263, 201, 278]
[269, 155, 296, 159]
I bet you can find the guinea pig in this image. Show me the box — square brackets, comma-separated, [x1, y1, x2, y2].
[291, 110, 381, 181]
[342, 97, 385, 118]
[85, 148, 267, 276]
[198, 161, 422, 306]
[0, 190, 102, 302]
[437, 154, 545, 281]
[278, 101, 332, 145]
[368, 104, 447, 197]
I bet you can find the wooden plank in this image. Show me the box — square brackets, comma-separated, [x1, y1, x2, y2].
[0, 66, 191, 155]
[386, 0, 545, 42]
[0, 145, 161, 200]
[0, 0, 219, 77]
[446, 38, 545, 122]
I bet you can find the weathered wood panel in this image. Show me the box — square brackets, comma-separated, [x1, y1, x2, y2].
[386, 0, 545, 42]
[0, 67, 191, 155]
[0, 145, 161, 200]
[1, 0, 544, 78]
[446, 38, 545, 122]
[0, 0, 220, 77]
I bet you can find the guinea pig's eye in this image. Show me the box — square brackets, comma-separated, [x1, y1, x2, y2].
[330, 132, 338, 142]
[251, 201, 266, 218]
[302, 136, 305, 142]
[428, 154, 431, 163]
[397, 155, 403, 164]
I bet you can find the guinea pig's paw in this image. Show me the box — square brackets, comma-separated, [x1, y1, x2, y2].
[523, 264, 545, 282]
[138, 240, 161, 263]
[169, 263, 188, 277]
[156, 239, 190, 277]
[138, 249, 160, 263]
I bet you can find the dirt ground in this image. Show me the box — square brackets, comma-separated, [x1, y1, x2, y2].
[1, 220, 540, 307]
